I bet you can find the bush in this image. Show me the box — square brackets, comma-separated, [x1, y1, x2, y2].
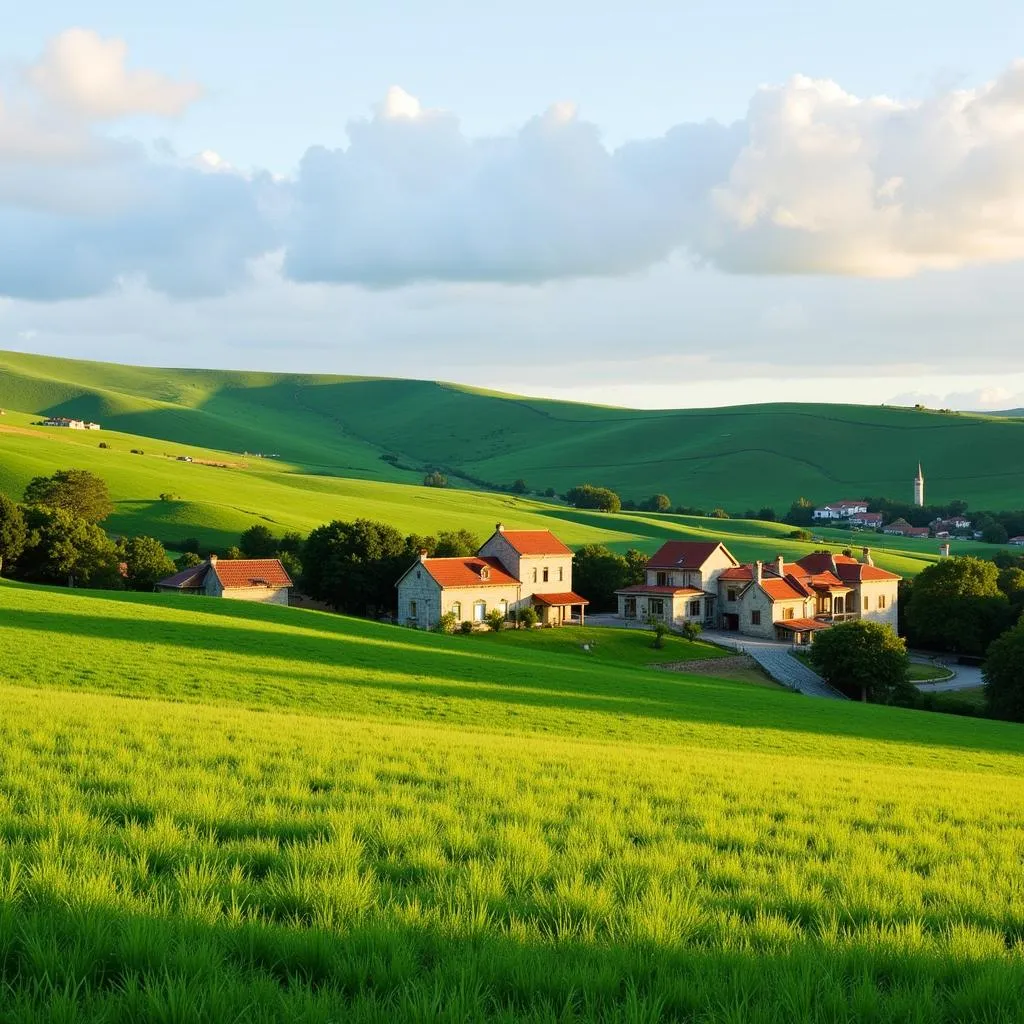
[809, 620, 911, 703]
[436, 612, 458, 635]
[651, 622, 669, 649]
[158, 493, 179, 502]
[510, 479, 528, 495]
[789, 529, 813, 541]
[459, 620, 474, 634]
[485, 608, 505, 631]
[98, 442, 110, 449]
[423, 471, 448, 488]
[565, 484, 622, 513]
[130, 449, 144, 455]
[680, 621, 703, 643]
[518, 606, 539, 629]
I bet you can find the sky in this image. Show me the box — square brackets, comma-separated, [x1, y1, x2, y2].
[2, 2, 1024, 410]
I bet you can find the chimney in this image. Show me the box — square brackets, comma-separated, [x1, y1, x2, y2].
[209, 554, 218, 565]
[418, 549, 428, 562]
[861, 547, 873, 566]
[775, 555, 785, 578]
[754, 560, 763, 583]
[496, 522, 505, 533]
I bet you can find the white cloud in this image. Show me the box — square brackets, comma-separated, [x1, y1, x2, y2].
[5, 31, 1024, 305]
[27, 29, 201, 120]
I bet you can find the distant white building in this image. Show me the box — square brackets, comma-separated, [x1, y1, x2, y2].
[812, 500, 869, 521]
[42, 416, 101, 430]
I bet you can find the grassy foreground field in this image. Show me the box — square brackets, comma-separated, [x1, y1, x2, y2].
[1, 581, 1023, 1021]
[3, 348, 1024, 510]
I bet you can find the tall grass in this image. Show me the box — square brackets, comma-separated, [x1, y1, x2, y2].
[0, 583, 1022, 1020]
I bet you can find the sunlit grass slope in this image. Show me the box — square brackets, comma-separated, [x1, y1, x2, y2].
[0, 581, 1022, 1022]
[0, 409, 988, 577]
[3, 349, 1024, 510]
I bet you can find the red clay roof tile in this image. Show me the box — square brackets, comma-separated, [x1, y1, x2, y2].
[646, 541, 734, 570]
[499, 531, 573, 556]
[532, 591, 590, 606]
[421, 556, 520, 589]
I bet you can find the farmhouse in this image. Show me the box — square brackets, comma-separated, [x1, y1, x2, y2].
[395, 524, 588, 629]
[616, 542, 901, 641]
[848, 512, 883, 528]
[615, 541, 738, 628]
[155, 555, 292, 605]
[41, 416, 101, 430]
[883, 518, 929, 538]
[812, 500, 868, 521]
[930, 516, 972, 533]
[1010, 536, 1024, 546]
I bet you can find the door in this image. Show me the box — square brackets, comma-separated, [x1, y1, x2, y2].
[473, 601, 486, 622]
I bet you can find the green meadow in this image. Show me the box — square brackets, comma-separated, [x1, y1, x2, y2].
[0, 408, 992, 578]
[3, 348, 1024, 511]
[1, 581, 1023, 1021]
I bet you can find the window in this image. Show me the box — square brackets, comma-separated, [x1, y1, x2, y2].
[751, 611, 761, 625]
[451, 601, 461, 620]
[863, 596, 869, 611]
[543, 568, 549, 583]
[532, 568, 538, 583]
[649, 599, 665, 617]
[624, 598, 637, 619]
[558, 567, 564, 582]
[784, 607, 795, 620]
[473, 601, 486, 621]
[409, 600, 417, 617]
[727, 588, 737, 602]
[688, 600, 701, 617]
[878, 595, 887, 609]
[656, 571, 668, 586]
[499, 599, 508, 617]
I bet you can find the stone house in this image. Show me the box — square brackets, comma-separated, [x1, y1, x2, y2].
[395, 524, 588, 629]
[615, 541, 738, 628]
[155, 555, 292, 605]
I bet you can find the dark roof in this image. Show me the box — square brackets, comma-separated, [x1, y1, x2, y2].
[646, 541, 735, 570]
[155, 564, 210, 589]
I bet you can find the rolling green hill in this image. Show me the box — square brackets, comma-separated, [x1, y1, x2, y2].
[3, 349, 1024, 510]
[0, 408, 985, 577]
[0, 580, 1022, 1021]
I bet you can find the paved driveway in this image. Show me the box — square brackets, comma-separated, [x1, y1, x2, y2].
[914, 661, 984, 693]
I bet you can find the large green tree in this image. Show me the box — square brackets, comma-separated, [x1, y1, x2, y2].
[905, 557, 1013, 655]
[433, 529, 480, 557]
[239, 524, 278, 558]
[119, 535, 176, 591]
[572, 544, 629, 612]
[984, 622, 1024, 722]
[23, 469, 114, 523]
[809, 620, 911, 703]
[0, 494, 27, 575]
[18, 506, 122, 588]
[303, 518, 411, 615]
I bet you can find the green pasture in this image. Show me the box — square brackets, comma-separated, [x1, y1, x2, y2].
[0, 581, 1022, 1021]
[3, 348, 1024, 510]
[0, 410, 987, 577]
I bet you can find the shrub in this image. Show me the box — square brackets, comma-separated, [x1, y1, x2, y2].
[158, 492, 179, 502]
[565, 484, 621, 513]
[98, 442, 110, 449]
[651, 622, 669, 649]
[543, 487, 556, 498]
[459, 620, 474, 634]
[131, 449, 144, 455]
[485, 608, 505, 631]
[436, 612, 458, 635]
[809, 620, 911, 703]
[518, 606, 539, 629]
[789, 529, 813, 541]
[681, 621, 703, 643]
[423, 471, 448, 488]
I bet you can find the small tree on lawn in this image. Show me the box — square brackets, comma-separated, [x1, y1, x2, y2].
[436, 612, 458, 635]
[809, 620, 911, 703]
[681, 621, 702, 644]
[485, 608, 505, 631]
[984, 621, 1024, 722]
[518, 606, 539, 629]
[647, 616, 668, 649]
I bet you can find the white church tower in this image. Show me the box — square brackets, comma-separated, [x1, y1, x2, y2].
[914, 463, 925, 507]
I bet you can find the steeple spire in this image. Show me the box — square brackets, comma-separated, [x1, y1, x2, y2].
[914, 462, 925, 506]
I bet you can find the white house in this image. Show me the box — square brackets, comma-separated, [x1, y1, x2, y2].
[812, 500, 869, 521]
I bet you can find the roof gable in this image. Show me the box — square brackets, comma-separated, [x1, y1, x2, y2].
[498, 530, 573, 556]
[646, 541, 736, 570]
[420, 556, 520, 589]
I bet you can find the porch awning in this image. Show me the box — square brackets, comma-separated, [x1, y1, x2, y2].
[774, 618, 831, 633]
[533, 591, 590, 607]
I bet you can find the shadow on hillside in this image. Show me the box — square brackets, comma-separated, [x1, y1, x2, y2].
[5, 887, 1021, 1021]
[6, 604, 1023, 757]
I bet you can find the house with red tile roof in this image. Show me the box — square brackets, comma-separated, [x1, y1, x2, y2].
[614, 541, 738, 629]
[812, 500, 868, 521]
[848, 512, 883, 528]
[155, 555, 292, 605]
[396, 523, 588, 629]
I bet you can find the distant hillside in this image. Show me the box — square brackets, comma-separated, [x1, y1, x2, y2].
[3, 349, 1024, 511]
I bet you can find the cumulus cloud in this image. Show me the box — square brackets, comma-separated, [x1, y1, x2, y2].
[4, 30, 1024, 303]
[27, 29, 201, 120]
